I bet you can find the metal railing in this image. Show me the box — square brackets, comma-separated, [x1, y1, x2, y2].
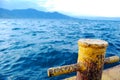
[47, 39, 120, 80]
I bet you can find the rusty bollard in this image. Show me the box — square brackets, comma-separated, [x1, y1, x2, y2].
[48, 39, 120, 79]
[47, 39, 120, 80]
[76, 39, 108, 80]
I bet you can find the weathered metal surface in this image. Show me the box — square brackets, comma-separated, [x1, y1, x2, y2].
[104, 56, 120, 64]
[47, 56, 120, 77]
[64, 65, 120, 80]
[48, 64, 80, 77]
[76, 39, 108, 80]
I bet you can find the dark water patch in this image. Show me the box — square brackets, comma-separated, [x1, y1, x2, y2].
[106, 52, 116, 57]
[66, 35, 75, 39]
[28, 31, 46, 36]
[10, 45, 25, 50]
[51, 40, 65, 44]
[116, 47, 120, 51]
[12, 28, 21, 30]
[47, 40, 63, 45]
[10, 62, 23, 70]
[0, 74, 7, 80]
[0, 59, 11, 65]
[12, 27, 27, 31]
[31, 33, 37, 36]
[59, 32, 65, 36]
[97, 23, 105, 26]
[0, 40, 5, 43]
[0, 48, 8, 52]
[82, 33, 95, 38]
[38, 24, 46, 27]
[33, 31, 46, 33]
[2, 64, 11, 70]
[41, 37, 49, 39]
[99, 27, 110, 31]
[22, 43, 35, 48]
[115, 43, 120, 47]
[31, 31, 46, 36]
[10, 35, 18, 37]
[15, 56, 29, 62]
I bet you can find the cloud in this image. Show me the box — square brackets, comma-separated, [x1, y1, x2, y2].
[0, 0, 120, 17]
[44, 0, 120, 17]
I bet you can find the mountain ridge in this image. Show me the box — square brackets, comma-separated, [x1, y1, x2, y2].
[0, 8, 73, 19]
[0, 8, 120, 21]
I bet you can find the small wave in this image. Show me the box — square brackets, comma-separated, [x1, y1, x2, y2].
[12, 28, 26, 31]
[12, 28, 21, 30]
[0, 48, 8, 52]
[22, 43, 35, 48]
[9, 43, 35, 50]
[0, 40, 5, 43]
[32, 31, 46, 34]
[82, 33, 95, 38]
[11, 23, 18, 25]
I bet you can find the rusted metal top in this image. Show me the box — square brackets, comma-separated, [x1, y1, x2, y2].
[78, 39, 108, 48]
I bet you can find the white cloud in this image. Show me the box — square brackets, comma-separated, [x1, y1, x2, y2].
[1, 0, 120, 17]
[44, 0, 120, 17]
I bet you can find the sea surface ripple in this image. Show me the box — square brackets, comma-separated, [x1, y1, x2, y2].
[0, 19, 120, 80]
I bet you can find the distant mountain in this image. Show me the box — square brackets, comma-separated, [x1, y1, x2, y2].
[0, 8, 73, 19]
[0, 8, 120, 20]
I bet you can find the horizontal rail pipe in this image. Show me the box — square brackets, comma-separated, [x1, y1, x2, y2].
[48, 56, 120, 77]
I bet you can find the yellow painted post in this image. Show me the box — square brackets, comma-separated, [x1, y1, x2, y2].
[76, 39, 108, 80]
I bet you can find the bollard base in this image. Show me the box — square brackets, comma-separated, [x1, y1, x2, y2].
[64, 65, 120, 80]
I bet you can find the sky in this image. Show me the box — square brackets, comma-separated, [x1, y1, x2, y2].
[0, 0, 120, 17]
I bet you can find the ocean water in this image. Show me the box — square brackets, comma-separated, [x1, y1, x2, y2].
[0, 19, 120, 80]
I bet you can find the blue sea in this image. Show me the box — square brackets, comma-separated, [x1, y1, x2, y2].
[0, 19, 120, 80]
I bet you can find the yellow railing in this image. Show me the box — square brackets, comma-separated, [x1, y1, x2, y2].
[47, 39, 120, 80]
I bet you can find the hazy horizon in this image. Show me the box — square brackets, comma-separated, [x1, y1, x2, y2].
[1, 0, 120, 18]
[1, 8, 120, 20]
